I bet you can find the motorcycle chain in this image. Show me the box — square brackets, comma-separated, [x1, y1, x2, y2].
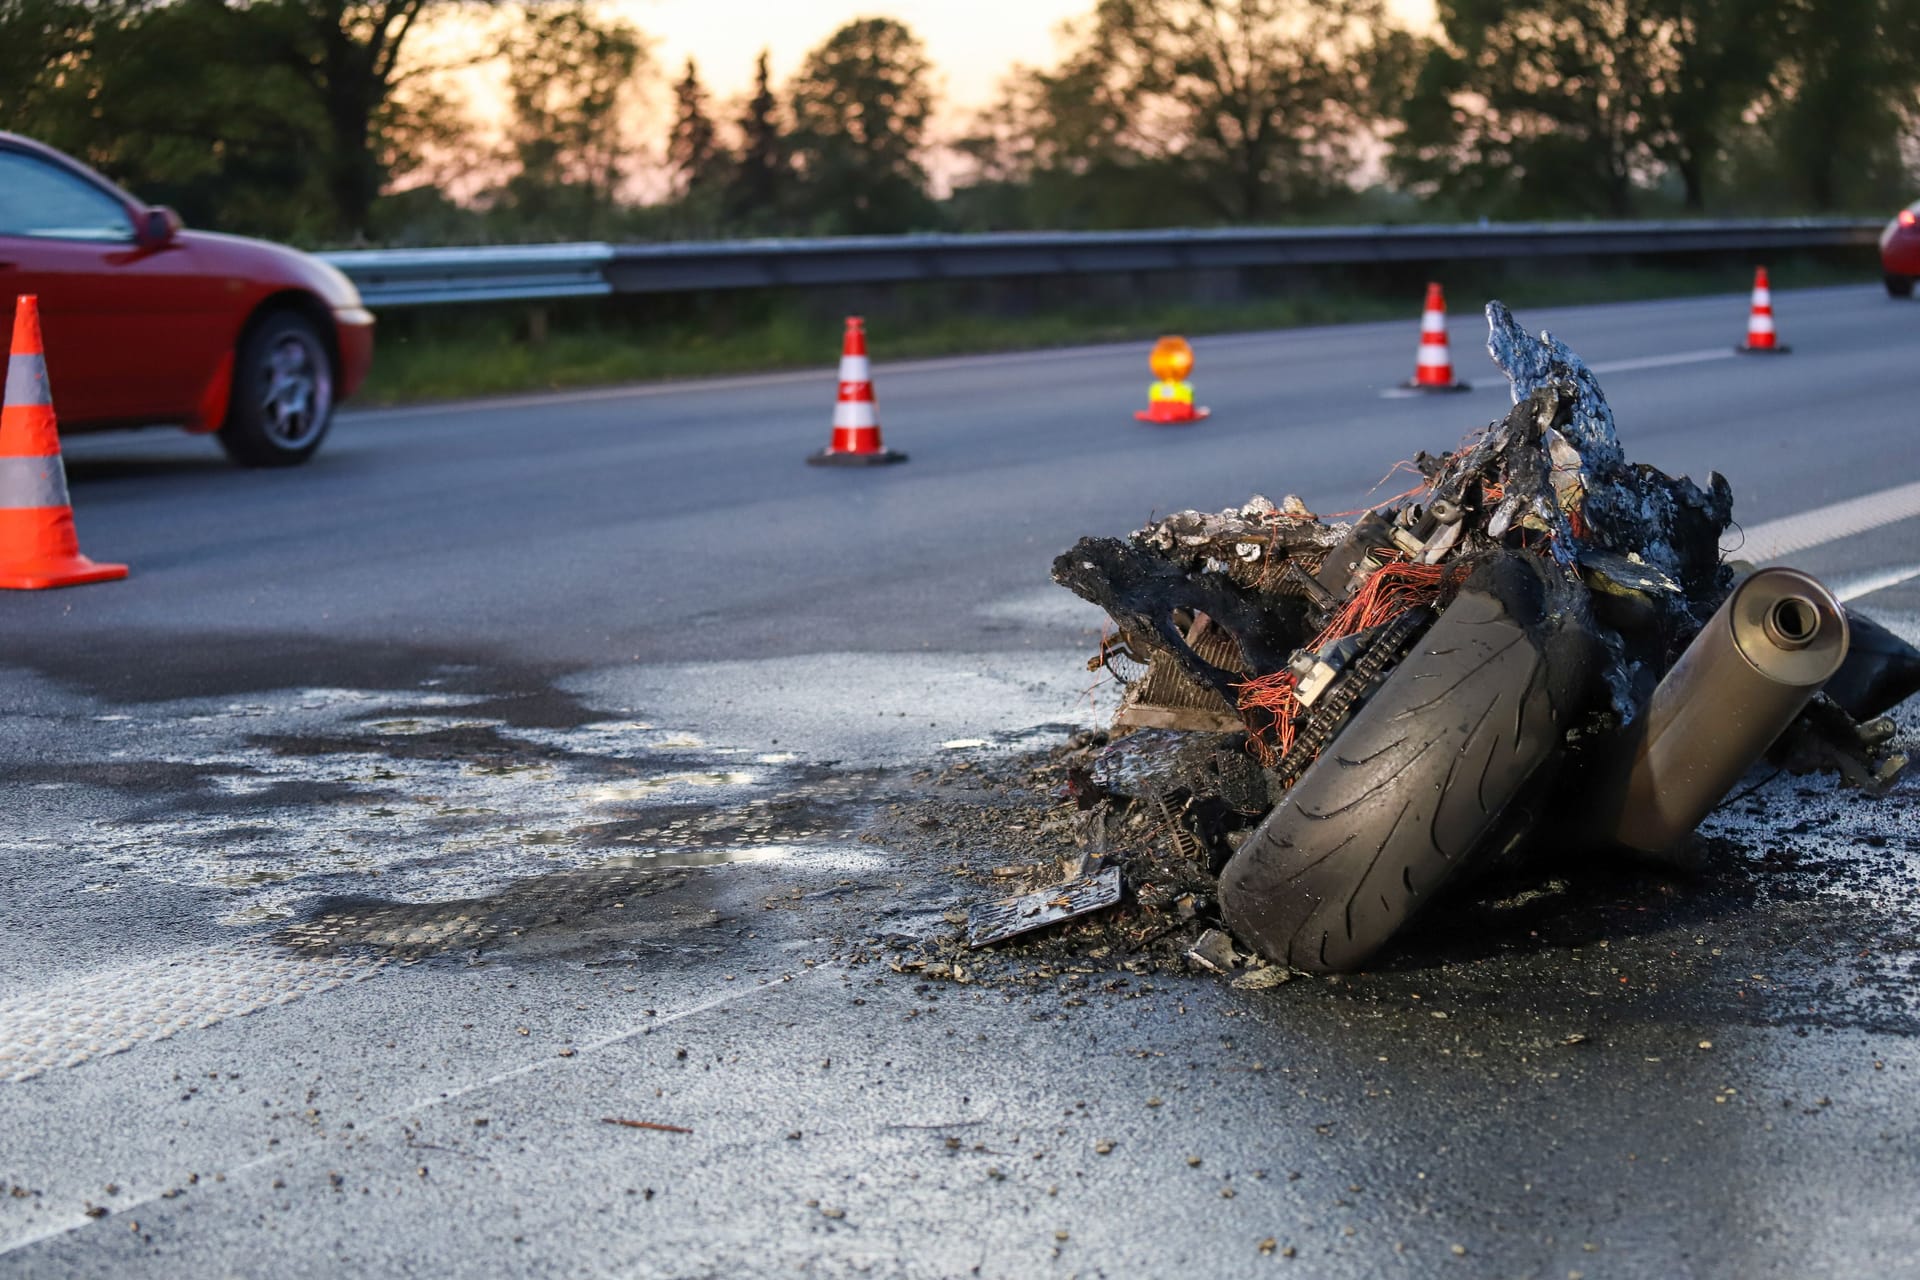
[1274, 606, 1436, 787]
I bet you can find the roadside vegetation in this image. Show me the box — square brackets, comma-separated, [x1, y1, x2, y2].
[3, 0, 1919, 250]
[360, 255, 1871, 404]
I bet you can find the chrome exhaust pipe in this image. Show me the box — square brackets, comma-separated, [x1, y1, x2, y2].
[1605, 567, 1849, 855]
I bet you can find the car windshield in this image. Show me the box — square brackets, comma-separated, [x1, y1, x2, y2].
[0, 152, 133, 241]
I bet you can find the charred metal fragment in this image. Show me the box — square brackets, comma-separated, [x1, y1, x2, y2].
[1826, 608, 1920, 720]
[1770, 698, 1908, 794]
[1111, 614, 1249, 733]
[1314, 510, 1402, 595]
[1052, 536, 1315, 704]
[1486, 301, 1734, 606]
[966, 865, 1123, 948]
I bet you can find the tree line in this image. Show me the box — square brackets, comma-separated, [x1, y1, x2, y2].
[3, 0, 1916, 247]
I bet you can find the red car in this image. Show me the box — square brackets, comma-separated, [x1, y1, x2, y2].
[0, 132, 373, 465]
[1882, 200, 1920, 298]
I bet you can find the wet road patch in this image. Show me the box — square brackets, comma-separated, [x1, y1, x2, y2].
[17, 686, 885, 926]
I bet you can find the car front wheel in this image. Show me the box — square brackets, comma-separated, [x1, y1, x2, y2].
[1886, 272, 1915, 298]
[218, 310, 335, 467]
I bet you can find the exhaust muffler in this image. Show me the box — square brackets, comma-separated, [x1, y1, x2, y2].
[1604, 567, 1849, 855]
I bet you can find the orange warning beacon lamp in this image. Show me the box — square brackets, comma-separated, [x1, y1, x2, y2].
[1149, 335, 1193, 383]
[1135, 335, 1209, 424]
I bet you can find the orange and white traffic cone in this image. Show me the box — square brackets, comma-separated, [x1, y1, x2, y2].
[806, 316, 906, 466]
[1404, 282, 1471, 392]
[1736, 267, 1790, 354]
[0, 295, 126, 590]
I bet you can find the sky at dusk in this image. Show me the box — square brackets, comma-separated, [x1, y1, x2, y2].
[618, 0, 1438, 108]
[410, 0, 1439, 194]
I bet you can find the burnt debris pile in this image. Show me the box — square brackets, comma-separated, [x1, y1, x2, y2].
[1027, 302, 1920, 974]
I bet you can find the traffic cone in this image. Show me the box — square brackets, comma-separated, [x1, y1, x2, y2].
[1134, 335, 1210, 424]
[0, 296, 126, 590]
[1736, 267, 1790, 354]
[807, 316, 906, 466]
[1404, 283, 1471, 391]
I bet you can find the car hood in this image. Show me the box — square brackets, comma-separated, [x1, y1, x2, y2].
[176, 229, 366, 311]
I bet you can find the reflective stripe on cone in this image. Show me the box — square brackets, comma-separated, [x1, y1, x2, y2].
[0, 454, 71, 509]
[833, 400, 878, 430]
[3, 351, 50, 410]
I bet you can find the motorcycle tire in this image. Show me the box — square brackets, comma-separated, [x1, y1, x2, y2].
[1220, 552, 1599, 973]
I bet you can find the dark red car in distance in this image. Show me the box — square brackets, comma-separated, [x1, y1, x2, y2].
[0, 131, 373, 465]
[1882, 200, 1920, 298]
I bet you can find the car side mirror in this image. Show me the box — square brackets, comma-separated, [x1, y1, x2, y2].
[136, 205, 183, 248]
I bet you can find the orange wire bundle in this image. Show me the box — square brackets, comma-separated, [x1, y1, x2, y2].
[1237, 560, 1456, 766]
[1239, 672, 1303, 761]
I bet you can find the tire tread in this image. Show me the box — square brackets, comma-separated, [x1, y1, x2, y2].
[1221, 573, 1570, 972]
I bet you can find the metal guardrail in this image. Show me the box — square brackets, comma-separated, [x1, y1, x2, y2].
[322, 219, 1883, 307]
[322, 243, 614, 306]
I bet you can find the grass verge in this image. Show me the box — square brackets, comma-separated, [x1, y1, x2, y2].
[357, 256, 1874, 405]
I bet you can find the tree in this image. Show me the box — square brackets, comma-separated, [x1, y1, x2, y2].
[1765, 0, 1920, 209]
[1394, 0, 1665, 218]
[724, 49, 791, 230]
[786, 18, 937, 234]
[961, 0, 1399, 226]
[667, 57, 725, 197]
[0, 0, 488, 241]
[0, 0, 340, 239]
[264, 0, 477, 241]
[496, 1, 649, 237]
[1394, 0, 1807, 217]
[954, 56, 1200, 229]
[1636, 0, 1786, 209]
[0, 0, 99, 147]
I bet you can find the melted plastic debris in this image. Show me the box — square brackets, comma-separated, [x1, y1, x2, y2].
[1486, 300, 1625, 473]
[967, 865, 1123, 948]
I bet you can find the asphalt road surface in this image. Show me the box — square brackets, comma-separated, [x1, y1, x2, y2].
[3, 285, 1918, 1278]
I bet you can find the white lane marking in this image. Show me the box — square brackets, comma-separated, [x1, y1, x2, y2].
[1834, 564, 1920, 602]
[1377, 382, 1486, 399]
[0, 941, 384, 1085]
[1585, 348, 1736, 375]
[401, 966, 817, 1112]
[0, 966, 825, 1257]
[1737, 480, 1920, 563]
[344, 369, 824, 421]
[1377, 346, 1737, 399]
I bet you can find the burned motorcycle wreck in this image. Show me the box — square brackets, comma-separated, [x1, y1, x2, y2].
[1053, 303, 1920, 974]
